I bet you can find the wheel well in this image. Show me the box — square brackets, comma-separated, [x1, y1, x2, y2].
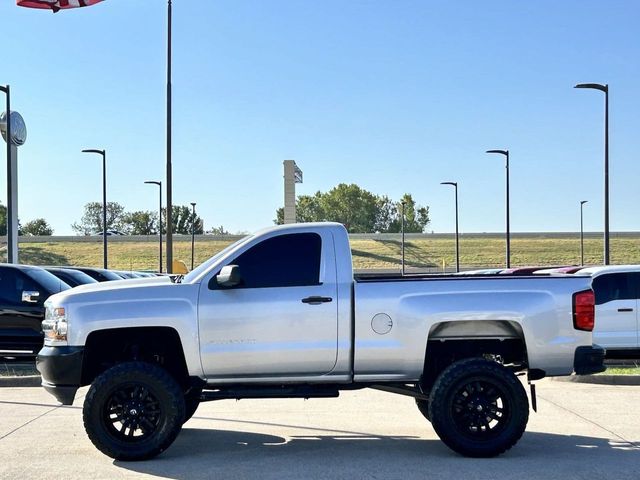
[420, 336, 528, 393]
[81, 327, 190, 388]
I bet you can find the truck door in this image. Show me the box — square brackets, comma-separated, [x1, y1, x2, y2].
[592, 272, 639, 349]
[198, 230, 339, 378]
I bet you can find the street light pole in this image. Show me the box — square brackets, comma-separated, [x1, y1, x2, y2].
[82, 149, 107, 269]
[190, 202, 196, 270]
[574, 83, 609, 265]
[580, 200, 588, 266]
[400, 201, 406, 276]
[486, 149, 510, 268]
[441, 182, 459, 272]
[166, 0, 174, 273]
[145, 181, 163, 273]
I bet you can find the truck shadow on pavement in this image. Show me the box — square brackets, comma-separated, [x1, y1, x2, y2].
[117, 418, 640, 480]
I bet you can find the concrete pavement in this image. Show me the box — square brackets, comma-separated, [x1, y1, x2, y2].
[0, 379, 639, 480]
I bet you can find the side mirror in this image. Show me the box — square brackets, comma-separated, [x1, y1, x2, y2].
[22, 290, 40, 304]
[216, 265, 242, 288]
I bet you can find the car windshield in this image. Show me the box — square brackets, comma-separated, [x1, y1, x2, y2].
[64, 269, 98, 284]
[26, 268, 71, 293]
[183, 236, 251, 283]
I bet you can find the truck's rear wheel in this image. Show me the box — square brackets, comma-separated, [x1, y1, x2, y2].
[83, 361, 185, 461]
[428, 357, 528, 457]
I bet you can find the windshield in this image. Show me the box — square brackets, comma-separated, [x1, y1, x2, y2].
[26, 268, 71, 293]
[183, 236, 251, 283]
[64, 269, 98, 284]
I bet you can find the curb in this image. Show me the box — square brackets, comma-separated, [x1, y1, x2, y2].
[554, 375, 640, 386]
[0, 375, 41, 388]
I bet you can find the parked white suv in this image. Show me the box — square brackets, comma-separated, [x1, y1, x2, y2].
[576, 265, 640, 358]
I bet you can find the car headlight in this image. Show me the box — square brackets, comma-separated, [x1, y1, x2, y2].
[42, 305, 68, 346]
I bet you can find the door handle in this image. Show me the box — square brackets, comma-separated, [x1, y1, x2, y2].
[301, 296, 333, 305]
[617, 308, 634, 312]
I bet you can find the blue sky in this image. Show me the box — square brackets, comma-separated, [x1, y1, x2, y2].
[1, 0, 639, 235]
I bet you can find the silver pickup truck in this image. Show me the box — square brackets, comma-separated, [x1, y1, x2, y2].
[36, 222, 605, 460]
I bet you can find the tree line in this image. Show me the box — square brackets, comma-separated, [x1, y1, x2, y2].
[0, 203, 54, 236]
[1, 201, 210, 237]
[71, 202, 205, 236]
[275, 183, 430, 233]
[2, 184, 430, 236]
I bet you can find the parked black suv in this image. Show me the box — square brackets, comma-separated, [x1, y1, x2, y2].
[0, 264, 70, 358]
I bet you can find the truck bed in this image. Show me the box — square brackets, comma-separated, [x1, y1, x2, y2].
[354, 272, 586, 282]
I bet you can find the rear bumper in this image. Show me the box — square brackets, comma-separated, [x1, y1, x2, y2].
[36, 346, 84, 405]
[574, 345, 606, 375]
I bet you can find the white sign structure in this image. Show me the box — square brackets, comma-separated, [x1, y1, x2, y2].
[0, 110, 27, 263]
[283, 160, 302, 224]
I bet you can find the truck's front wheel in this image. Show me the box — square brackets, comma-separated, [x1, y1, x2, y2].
[428, 358, 528, 457]
[83, 361, 185, 461]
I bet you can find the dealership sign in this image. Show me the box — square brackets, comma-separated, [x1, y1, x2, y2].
[17, 0, 104, 12]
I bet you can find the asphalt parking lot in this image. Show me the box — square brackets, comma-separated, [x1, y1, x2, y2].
[0, 379, 639, 480]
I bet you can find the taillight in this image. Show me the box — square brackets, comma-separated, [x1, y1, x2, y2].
[573, 289, 595, 331]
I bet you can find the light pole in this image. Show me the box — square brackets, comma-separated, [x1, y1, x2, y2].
[575, 83, 609, 265]
[0, 85, 14, 262]
[580, 200, 588, 266]
[0, 87, 10, 258]
[400, 201, 406, 276]
[145, 181, 163, 273]
[0, 87, 27, 264]
[486, 149, 510, 268]
[166, 0, 174, 273]
[190, 202, 196, 270]
[441, 181, 459, 272]
[82, 149, 107, 269]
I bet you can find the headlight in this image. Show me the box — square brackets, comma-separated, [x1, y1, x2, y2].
[42, 305, 68, 345]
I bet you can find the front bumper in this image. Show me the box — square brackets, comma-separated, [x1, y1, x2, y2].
[574, 345, 606, 375]
[36, 346, 84, 405]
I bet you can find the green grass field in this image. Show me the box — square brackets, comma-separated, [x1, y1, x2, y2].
[9, 233, 640, 272]
[602, 367, 640, 375]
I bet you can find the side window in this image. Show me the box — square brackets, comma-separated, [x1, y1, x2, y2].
[0, 268, 20, 305]
[0, 268, 39, 305]
[221, 233, 322, 289]
[592, 273, 636, 305]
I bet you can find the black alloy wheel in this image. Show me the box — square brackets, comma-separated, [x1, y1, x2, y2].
[449, 379, 510, 440]
[103, 383, 162, 440]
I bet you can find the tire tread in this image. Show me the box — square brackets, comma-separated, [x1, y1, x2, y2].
[428, 357, 528, 457]
[83, 361, 185, 461]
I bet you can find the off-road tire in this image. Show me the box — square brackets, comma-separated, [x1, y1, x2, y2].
[83, 361, 185, 461]
[428, 357, 528, 457]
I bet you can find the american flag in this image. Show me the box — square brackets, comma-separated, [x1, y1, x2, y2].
[17, 0, 104, 12]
